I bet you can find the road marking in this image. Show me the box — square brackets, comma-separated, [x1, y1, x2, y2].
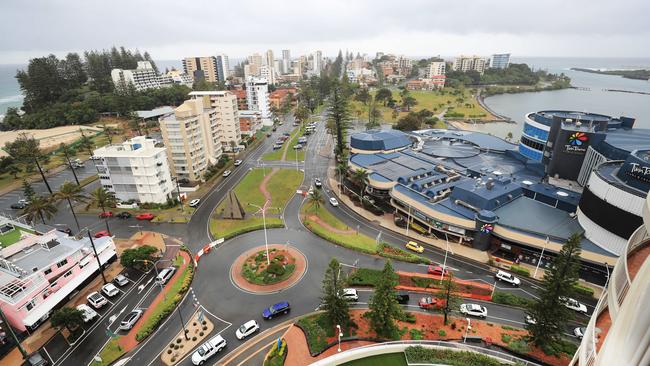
[234, 340, 276, 366]
[486, 315, 526, 325]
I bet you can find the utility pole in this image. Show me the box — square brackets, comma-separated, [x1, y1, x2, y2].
[87, 231, 108, 284]
[34, 158, 53, 194]
[0, 306, 28, 359]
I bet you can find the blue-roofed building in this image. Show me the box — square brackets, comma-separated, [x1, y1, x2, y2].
[350, 130, 413, 154]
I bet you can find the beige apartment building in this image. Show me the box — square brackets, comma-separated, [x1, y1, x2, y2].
[182, 56, 219, 83]
[159, 98, 223, 182]
[188, 91, 242, 151]
[452, 55, 487, 74]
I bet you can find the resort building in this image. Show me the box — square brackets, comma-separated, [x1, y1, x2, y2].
[245, 77, 272, 125]
[0, 223, 116, 332]
[111, 61, 164, 91]
[490, 53, 511, 69]
[452, 55, 487, 74]
[93, 136, 175, 204]
[182, 56, 220, 83]
[159, 98, 223, 182]
[188, 91, 242, 151]
[160, 69, 193, 87]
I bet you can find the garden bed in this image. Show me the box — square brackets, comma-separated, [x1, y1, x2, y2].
[242, 248, 297, 285]
[161, 313, 214, 366]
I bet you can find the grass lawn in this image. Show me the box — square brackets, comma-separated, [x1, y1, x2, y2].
[210, 216, 284, 239]
[301, 204, 378, 254]
[262, 127, 302, 161]
[91, 338, 124, 366]
[0, 227, 34, 248]
[341, 353, 407, 366]
[285, 128, 305, 162]
[349, 88, 492, 124]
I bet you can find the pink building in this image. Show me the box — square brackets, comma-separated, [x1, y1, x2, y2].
[0, 227, 117, 332]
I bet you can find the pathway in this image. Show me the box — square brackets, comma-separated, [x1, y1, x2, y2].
[282, 325, 375, 365]
[305, 214, 356, 235]
[258, 168, 279, 204]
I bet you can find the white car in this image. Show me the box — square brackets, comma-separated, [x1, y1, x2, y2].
[329, 197, 339, 207]
[293, 144, 303, 150]
[314, 178, 322, 188]
[560, 297, 588, 314]
[308, 187, 314, 195]
[76, 304, 98, 323]
[87, 291, 108, 309]
[235, 320, 260, 340]
[188, 199, 201, 208]
[101, 283, 120, 297]
[574, 327, 586, 339]
[340, 288, 359, 301]
[113, 274, 129, 287]
[119, 309, 143, 330]
[222, 170, 232, 177]
[495, 270, 520, 286]
[525, 315, 537, 325]
[234, 160, 243, 166]
[460, 303, 487, 318]
[192, 334, 227, 365]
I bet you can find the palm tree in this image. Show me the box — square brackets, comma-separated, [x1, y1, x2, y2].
[308, 189, 324, 212]
[351, 169, 369, 198]
[23, 195, 58, 224]
[54, 181, 88, 230]
[87, 187, 116, 233]
[59, 143, 80, 185]
[77, 129, 95, 157]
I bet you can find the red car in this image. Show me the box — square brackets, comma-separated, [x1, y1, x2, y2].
[427, 265, 449, 277]
[94, 230, 111, 238]
[99, 211, 114, 218]
[136, 213, 155, 220]
[419, 297, 445, 310]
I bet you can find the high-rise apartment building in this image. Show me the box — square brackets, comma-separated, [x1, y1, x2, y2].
[490, 53, 511, 69]
[282, 49, 291, 74]
[452, 55, 487, 74]
[188, 91, 241, 150]
[246, 77, 272, 126]
[216, 54, 230, 82]
[93, 136, 175, 204]
[248, 53, 263, 69]
[265, 50, 274, 67]
[111, 61, 163, 91]
[260, 65, 276, 85]
[159, 98, 223, 182]
[182, 56, 219, 83]
[313, 50, 323, 74]
[426, 61, 446, 78]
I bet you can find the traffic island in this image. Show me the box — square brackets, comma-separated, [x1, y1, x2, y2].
[231, 244, 307, 294]
[161, 310, 214, 366]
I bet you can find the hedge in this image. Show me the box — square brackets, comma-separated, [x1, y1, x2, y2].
[264, 338, 288, 366]
[222, 223, 285, 240]
[296, 315, 329, 354]
[492, 291, 534, 308]
[348, 268, 382, 286]
[509, 265, 530, 277]
[573, 284, 595, 298]
[404, 346, 506, 366]
[377, 243, 430, 264]
[304, 221, 377, 255]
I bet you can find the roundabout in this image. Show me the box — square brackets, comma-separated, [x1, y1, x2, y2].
[229, 244, 308, 294]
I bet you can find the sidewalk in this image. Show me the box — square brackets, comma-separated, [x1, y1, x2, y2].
[282, 325, 375, 365]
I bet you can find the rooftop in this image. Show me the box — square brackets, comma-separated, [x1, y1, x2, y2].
[350, 130, 412, 152]
[135, 106, 174, 119]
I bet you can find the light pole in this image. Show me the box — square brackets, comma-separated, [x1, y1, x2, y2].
[249, 200, 271, 266]
[0, 305, 28, 359]
[463, 318, 471, 343]
[172, 177, 183, 213]
[79, 228, 108, 284]
[533, 236, 549, 279]
[441, 232, 450, 282]
[336, 324, 343, 352]
[405, 205, 412, 236]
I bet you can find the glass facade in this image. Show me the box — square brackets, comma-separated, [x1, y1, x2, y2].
[519, 143, 544, 161]
[522, 122, 549, 142]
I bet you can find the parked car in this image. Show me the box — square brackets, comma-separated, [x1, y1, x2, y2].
[419, 297, 445, 310]
[427, 265, 449, 276]
[136, 213, 155, 220]
[405, 241, 424, 253]
[98, 211, 113, 218]
[87, 292, 108, 309]
[90, 155, 101, 160]
[27, 352, 48, 366]
[94, 230, 111, 238]
[57, 227, 73, 235]
[560, 297, 588, 314]
[234, 160, 243, 166]
[101, 283, 120, 297]
[76, 304, 98, 323]
[460, 303, 488, 318]
[235, 320, 260, 340]
[119, 309, 143, 330]
[495, 270, 520, 286]
[283, 132, 290, 137]
[191, 334, 227, 365]
[574, 327, 586, 339]
[340, 288, 359, 302]
[18, 198, 30, 205]
[262, 301, 291, 320]
[188, 199, 201, 208]
[525, 315, 537, 325]
[267, 133, 272, 137]
[395, 291, 410, 304]
[10, 202, 26, 209]
[116, 211, 132, 219]
[293, 144, 302, 150]
[272, 144, 282, 150]
[222, 170, 232, 177]
[156, 266, 177, 285]
[314, 178, 322, 188]
[113, 274, 129, 287]
[329, 197, 339, 207]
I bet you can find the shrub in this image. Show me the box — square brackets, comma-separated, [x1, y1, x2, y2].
[192, 336, 197, 341]
[501, 334, 512, 343]
[450, 322, 457, 330]
[266, 262, 286, 276]
[399, 312, 417, 323]
[409, 328, 424, 340]
[438, 329, 446, 337]
[296, 315, 328, 354]
[509, 265, 530, 277]
[405, 345, 505, 366]
[573, 283, 595, 298]
[167, 350, 172, 354]
[199, 332, 204, 336]
[492, 292, 534, 308]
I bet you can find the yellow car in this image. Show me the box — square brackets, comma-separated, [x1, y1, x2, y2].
[405, 241, 424, 253]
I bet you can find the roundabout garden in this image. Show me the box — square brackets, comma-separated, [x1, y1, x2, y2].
[242, 248, 296, 285]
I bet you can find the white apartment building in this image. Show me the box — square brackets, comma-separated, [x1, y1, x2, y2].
[260, 65, 276, 85]
[161, 69, 193, 87]
[188, 91, 242, 150]
[312, 51, 323, 75]
[281, 49, 291, 74]
[246, 77, 272, 126]
[490, 53, 510, 69]
[111, 61, 164, 91]
[93, 136, 174, 204]
[452, 55, 488, 74]
[159, 98, 223, 182]
[426, 61, 446, 78]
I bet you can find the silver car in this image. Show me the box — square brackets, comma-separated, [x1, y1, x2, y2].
[119, 309, 143, 330]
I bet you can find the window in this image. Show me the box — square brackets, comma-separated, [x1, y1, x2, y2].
[63, 270, 72, 278]
[520, 136, 545, 152]
[26, 299, 36, 311]
[44, 268, 52, 275]
[56, 259, 68, 268]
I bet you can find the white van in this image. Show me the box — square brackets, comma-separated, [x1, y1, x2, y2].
[156, 266, 176, 285]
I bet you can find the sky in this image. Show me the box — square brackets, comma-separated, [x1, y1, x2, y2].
[1, 0, 649, 64]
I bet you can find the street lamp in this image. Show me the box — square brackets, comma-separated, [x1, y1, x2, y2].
[405, 204, 412, 236]
[172, 177, 184, 213]
[248, 200, 271, 266]
[336, 324, 343, 352]
[77, 227, 108, 284]
[533, 236, 549, 279]
[463, 318, 471, 343]
[0, 305, 28, 359]
[441, 232, 450, 282]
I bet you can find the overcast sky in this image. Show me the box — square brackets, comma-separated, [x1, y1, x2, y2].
[1, 0, 649, 64]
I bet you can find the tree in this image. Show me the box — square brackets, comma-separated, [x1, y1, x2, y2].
[120, 245, 159, 269]
[327, 81, 351, 158]
[7, 165, 20, 179]
[402, 96, 417, 111]
[23, 195, 58, 224]
[366, 102, 381, 130]
[293, 104, 309, 125]
[354, 89, 371, 105]
[366, 261, 403, 338]
[22, 179, 36, 200]
[506, 132, 513, 141]
[54, 181, 88, 230]
[4, 133, 52, 193]
[351, 169, 368, 198]
[320, 258, 351, 328]
[439, 273, 461, 325]
[375, 88, 392, 106]
[87, 187, 117, 214]
[307, 189, 324, 212]
[526, 233, 582, 348]
[395, 113, 422, 131]
[59, 143, 80, 185]
[50, 307, 84, 333]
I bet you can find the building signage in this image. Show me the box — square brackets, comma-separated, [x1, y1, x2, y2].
[629, 163, 650, 177]
[564, 132, 589, 154]
[446, 225, 466, 236]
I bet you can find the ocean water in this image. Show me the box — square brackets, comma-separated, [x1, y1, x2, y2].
[0, 64, 25, 117]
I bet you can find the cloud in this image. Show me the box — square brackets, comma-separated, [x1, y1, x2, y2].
[1, 0, 649, 63]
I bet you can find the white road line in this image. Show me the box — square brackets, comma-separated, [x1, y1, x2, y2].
[487, 315, 526, 325]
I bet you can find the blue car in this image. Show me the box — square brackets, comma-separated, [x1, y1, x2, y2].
[262, 301, 291, 320]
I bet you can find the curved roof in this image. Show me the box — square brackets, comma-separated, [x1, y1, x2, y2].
[350, 130, 412, 152]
